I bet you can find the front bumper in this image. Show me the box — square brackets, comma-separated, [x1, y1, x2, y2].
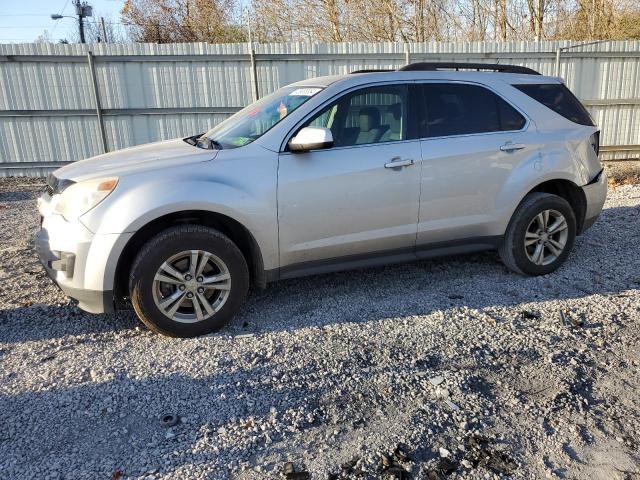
[581, 168, 607, 233]
[34, 226, 115, 314]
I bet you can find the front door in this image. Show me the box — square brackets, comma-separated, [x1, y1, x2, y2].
[277, 83, 422, 273]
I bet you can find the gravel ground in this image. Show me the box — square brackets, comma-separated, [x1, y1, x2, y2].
[1, 177, 639, 480]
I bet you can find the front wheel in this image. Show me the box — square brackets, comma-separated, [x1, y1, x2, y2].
[499, 192, 577, 276]
[129, 225, 249, 337]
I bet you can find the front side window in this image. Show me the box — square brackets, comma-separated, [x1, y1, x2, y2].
[301, 84, 407, 148]
[419, 83, 526, 138]
[202, 86, 323, 149]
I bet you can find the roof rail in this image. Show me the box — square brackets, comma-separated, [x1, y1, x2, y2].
[398, 62, 540, 75]
[349, 69, 395, 74]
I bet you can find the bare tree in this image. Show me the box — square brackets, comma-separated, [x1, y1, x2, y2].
[117, 0, 640, 44]
[80, 14, 127, 43]
[121, 0, 246, 43]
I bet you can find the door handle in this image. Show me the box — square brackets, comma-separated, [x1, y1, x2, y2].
[384, 157, 415, 169]
[500, 142, 526, 152]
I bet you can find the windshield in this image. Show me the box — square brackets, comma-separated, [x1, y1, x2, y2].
[201, 86, 323, 149]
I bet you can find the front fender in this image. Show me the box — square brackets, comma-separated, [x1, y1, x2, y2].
[80, 156, 279, 271]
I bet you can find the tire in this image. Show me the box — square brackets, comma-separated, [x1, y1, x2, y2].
[499, 192, 577, 276]
[129, 225, 249, 337]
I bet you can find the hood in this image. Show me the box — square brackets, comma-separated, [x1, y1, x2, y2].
[54, 138, 218, 182]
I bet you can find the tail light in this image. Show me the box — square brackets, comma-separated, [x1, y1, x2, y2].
[590, 131, 600, 156]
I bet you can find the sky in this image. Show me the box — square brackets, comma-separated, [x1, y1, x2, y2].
[0, 0, 125, 43]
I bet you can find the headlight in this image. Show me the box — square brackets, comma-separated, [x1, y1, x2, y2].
[53, 177, 118, 221]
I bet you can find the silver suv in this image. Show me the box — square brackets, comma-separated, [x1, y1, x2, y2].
[35, 63, 607, 337]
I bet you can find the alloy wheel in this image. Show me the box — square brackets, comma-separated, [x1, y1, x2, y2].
[524, 209, 569, 266]
[152, 250, 231, 323]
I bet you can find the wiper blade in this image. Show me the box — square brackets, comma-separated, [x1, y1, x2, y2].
[183, 133, 202, 146]
[183, 134, 222, 150]
[196, 136, 223, 150]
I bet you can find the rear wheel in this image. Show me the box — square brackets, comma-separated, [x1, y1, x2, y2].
[129, 225, 249, 337]
[499, 192, 576, 276]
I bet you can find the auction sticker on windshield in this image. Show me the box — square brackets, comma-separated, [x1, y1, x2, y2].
[290, 88, 322, 96]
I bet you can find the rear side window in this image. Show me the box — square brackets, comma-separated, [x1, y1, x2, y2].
[418, 83, 526, 138]
[513, 83, 594, 126]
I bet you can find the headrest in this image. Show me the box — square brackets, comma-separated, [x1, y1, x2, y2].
[359, 106, 380, 132]
[388, 103, 402, 119]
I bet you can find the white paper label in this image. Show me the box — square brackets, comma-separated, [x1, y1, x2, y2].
[290, 88, 322, 97]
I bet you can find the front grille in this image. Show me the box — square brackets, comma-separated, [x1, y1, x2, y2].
[45, 174, 74, 196]
[45, 174, 57, 196]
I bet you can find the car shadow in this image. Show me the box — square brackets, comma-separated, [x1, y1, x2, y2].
[231, 203, 639, 336]
[0, 203, 638, 344]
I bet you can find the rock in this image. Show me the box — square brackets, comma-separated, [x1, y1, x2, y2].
[111, 469, 124, 480]
[436, 387, 450, 399]
[383, 465, 409, 479]
[521, 310, 541, 320]
[282, 462, 295, 475]
[393, 444, 411, 462]
[444, 400, 460, 411]
[560, 310, 585, 327]
[438, 457, 458, 475]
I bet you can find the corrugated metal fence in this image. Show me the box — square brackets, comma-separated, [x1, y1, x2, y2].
[1, 40, 639, 175]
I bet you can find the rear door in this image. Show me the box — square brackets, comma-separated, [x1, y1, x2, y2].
[415, 81, 539, 250]
[277, 83, 422, 271]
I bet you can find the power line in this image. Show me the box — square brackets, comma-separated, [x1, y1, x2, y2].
[0, 14, 51, 17]
[95, 19, 170, 27]
[51, 0, 70, 36]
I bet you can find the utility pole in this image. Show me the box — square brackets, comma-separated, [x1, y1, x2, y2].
[78, 12, 85, 42]
[100, 17, 108, 43]
[51, 0, 92, 43]
[244, 7, 259, 102]
[74, 0, 92, 43]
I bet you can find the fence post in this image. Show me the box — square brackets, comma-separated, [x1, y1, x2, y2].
[86, 51, 108, 153]
[248, 43, 259, 102]
[554, 47, 562, 77]
[404, 43, 410, 66]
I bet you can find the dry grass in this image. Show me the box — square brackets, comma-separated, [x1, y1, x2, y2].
[604, 160, 640, 189]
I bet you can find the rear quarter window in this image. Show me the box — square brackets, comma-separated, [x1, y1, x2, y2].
[514, 83, 594, 126]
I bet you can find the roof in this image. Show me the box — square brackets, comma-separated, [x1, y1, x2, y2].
[290, 63, 560, 90]
[292, 70, 561, 91]
[398, 62, 540, 74]
[290, 74, 348, 88]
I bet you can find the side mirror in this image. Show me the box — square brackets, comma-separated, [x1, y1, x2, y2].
[289, 127, 333, 152]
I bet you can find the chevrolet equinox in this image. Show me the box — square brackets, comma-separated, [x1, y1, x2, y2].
[35, 62, 608, 337]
